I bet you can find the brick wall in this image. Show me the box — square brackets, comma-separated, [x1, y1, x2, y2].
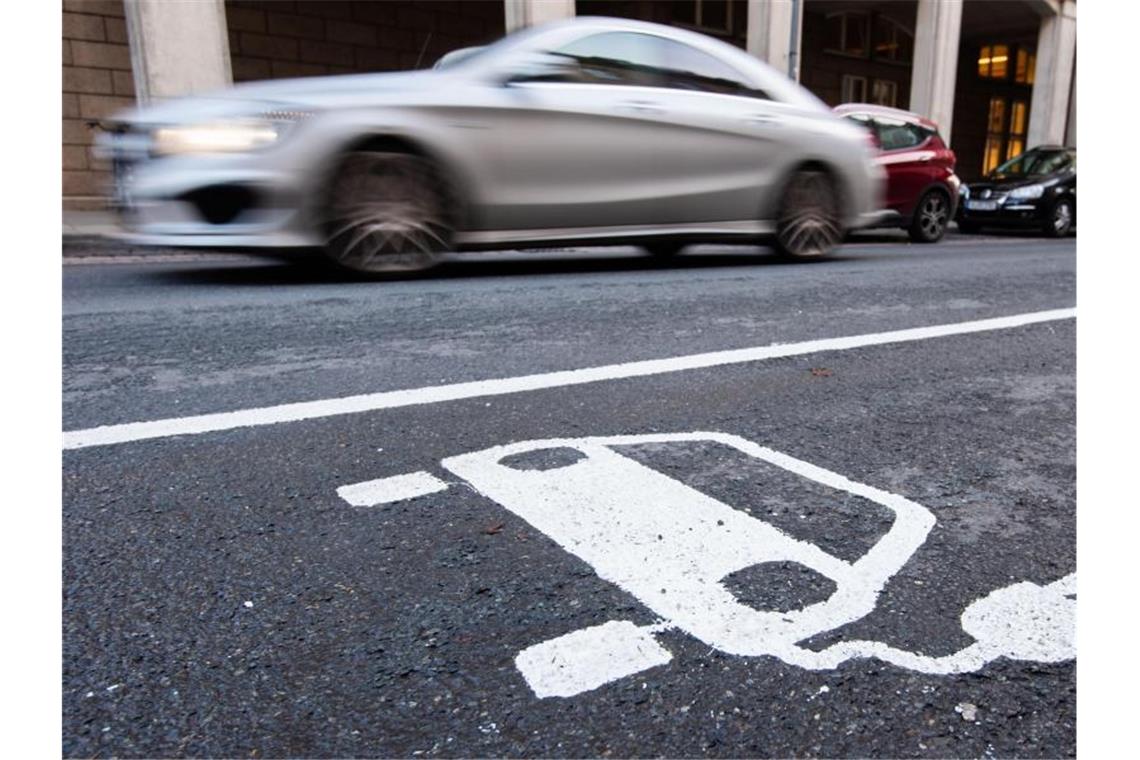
[226, 1, 506, 82]
[63, 0, 134, 210]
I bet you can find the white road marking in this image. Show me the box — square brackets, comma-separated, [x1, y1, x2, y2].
[442, 432, 936, 695]
[336, 431, 1077, 697]
[336, 470, 449, 507]
[514, 620, 674, 699]
[63, 308, 1074, 449]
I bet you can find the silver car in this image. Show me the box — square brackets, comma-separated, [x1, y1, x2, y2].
[96, 17, 884, 273]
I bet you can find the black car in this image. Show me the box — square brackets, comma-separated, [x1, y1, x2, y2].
[958, 146, 1076, 237]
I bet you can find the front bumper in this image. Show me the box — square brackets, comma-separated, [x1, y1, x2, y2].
[959, 202, 1048, 227]
[957, 186, 1055, 228]
[96, 128, 322, 248]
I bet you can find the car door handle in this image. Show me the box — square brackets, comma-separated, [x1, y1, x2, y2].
[619, 100, 664, 115]
[745, 114, 779, 126]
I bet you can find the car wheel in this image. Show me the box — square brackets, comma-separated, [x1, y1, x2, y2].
[1043, 198, 1074, 237]
[644, 242, 685, 258]
[957, 219, 981, 234]
[321, 151, 452, 274]
[774, 168, 842, 259]
[908, 189, 950, 243]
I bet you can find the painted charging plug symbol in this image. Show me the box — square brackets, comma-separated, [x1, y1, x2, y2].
[336, 432, 1075, 698]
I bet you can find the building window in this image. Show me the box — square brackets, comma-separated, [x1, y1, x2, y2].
[978, 44, 1011, 79]
[841, 74, 867, 103]
[871, 79, 898, 107]
[1014, 47, 1036, 84]
[825, 12, 870, 58]
[872, 16, 914, 64]
[983, 96, 1007, 174]
[1006, 100, 1028, 160]
[675, 1, 734, 35]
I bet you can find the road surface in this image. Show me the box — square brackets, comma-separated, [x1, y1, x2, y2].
[63, 232, 1076, 757]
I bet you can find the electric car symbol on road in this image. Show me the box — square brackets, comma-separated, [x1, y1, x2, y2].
[336, 432, 1076, 698]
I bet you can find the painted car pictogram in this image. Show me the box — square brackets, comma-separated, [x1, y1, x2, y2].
[337, 432, 1075, 698]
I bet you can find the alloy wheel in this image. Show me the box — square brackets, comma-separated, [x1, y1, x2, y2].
[919, 193, 948, 239]
[322, 152, 452, 273]
[1053, 201, 1073, 234]
[775, 170, 842, 258]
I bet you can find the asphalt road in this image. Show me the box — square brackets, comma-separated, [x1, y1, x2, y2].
[63, 231, 1076, 758]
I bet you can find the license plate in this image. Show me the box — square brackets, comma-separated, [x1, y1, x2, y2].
[111, 159, 134, 211]
[967, 200, 998, 211]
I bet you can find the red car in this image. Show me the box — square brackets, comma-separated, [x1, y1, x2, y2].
[834, 104, 961, 243]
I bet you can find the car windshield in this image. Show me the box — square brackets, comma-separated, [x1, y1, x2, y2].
[989, 149, 1073, 179]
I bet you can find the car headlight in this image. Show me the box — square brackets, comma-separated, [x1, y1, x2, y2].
[152, 117, 286, 156]
[959, 184, 970, 199]
[1009, 183, 1045, 200]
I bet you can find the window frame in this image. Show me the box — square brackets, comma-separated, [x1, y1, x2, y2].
[824, 11, 871, 59]
[871, 15, 915, 66]
[1014, 46, 1037, 85]
[673, 0, 736, 36]
[841, 74, 867, 104]
[978, 43, 1012, 80]
[870, 79, 898, 108]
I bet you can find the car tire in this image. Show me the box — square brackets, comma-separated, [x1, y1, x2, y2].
[644, 242, 685, 258]
[908, 189, 951, 243]
[773, 168, 842, 259]
[957, 219, 981, 235]
[1043, 198, 1074, 238]
[321, 151, 453, 274]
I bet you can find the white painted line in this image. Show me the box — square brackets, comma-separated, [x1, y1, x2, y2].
[515, 620, 673, 698]
[336, 471, 449, 507]
[444, 432, 934, 663]
[430, 432, 1076, 694]
[63, 307, 1075, 450]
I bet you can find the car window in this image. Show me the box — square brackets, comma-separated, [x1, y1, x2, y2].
[873, 117, 928, 151]
[991, 148, 1073, 178]
[546, 32, 766, 99]
[656, 38, 769, 99]
[550, 32, 665, 87]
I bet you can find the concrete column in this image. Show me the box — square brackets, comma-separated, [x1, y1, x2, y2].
[1064, 59, 1076, 146]
[746, 0, 803, 80]
[1028, 1, 1077, 147]
[504, 0, 576, 34]
[123, 0, 232, 105]
[908, 0, 963, 144]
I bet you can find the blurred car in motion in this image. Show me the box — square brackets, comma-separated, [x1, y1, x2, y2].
[95, 17, 883, 274]
[834, 104, 959, 243]
[957, 146, 1075, 237]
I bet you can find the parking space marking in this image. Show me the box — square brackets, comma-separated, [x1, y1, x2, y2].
[338, 432, 1077, 698]
[336, 471, 449, 507]
[515, 620, 674, 699]
[63, 307, 1074, 450]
